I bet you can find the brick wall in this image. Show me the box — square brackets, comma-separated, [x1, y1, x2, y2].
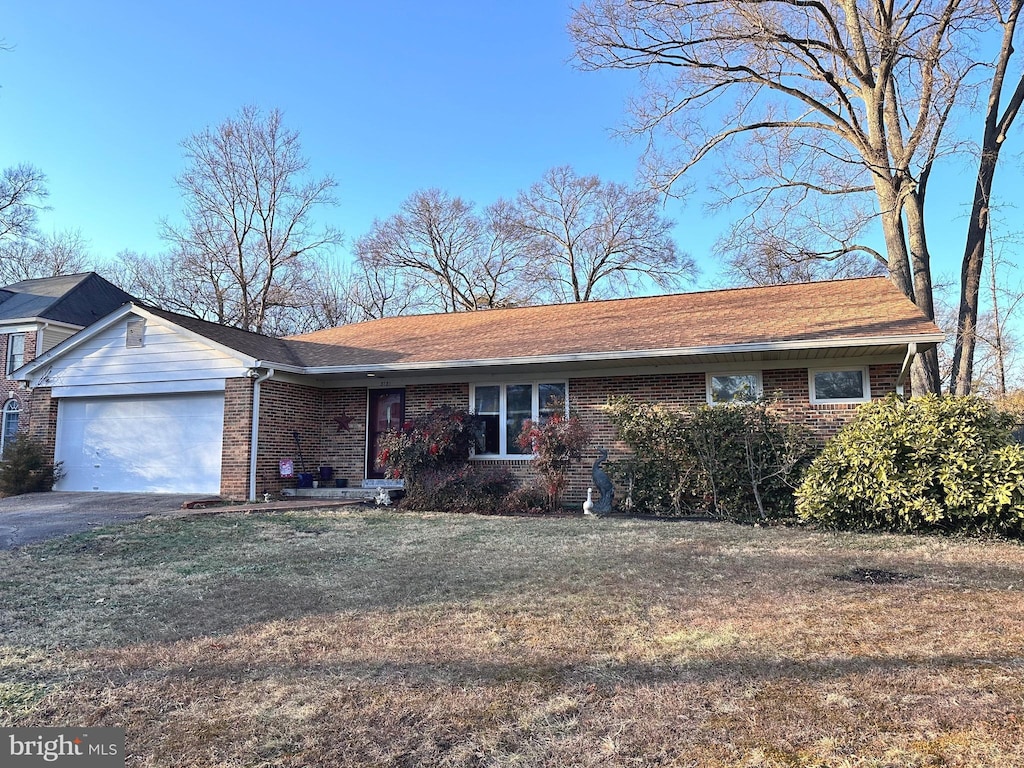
[24, 385, 57, 458]
[321, 388, 369, 487]
[0, 331, 39, 443]
[220, 378, 254, 499]
[405, 382, 468, 416]
[223, 362, 903, 504]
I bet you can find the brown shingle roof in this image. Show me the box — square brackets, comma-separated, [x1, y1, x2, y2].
[283, 277, 943, 368]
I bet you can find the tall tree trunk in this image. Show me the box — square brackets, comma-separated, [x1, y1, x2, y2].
[876, 185, 941, 394]
[950, 2, 1024, 395]
[950, 151, 997, 395]
[904, 193, 942, 394]
[877, 187, 914, 300]
[989, 250, 1007, 396]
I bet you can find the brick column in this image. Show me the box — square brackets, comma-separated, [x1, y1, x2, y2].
[220, 378, 253, 500]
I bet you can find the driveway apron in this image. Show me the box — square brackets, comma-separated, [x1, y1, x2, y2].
[0, 492, 209, 549]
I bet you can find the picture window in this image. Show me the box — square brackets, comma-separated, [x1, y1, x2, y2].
[471, 381, 567, 456]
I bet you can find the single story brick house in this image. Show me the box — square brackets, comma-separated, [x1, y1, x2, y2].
[12, 276, 944, 502]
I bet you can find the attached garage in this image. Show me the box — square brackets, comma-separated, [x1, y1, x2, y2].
[55, 392, 225, 493]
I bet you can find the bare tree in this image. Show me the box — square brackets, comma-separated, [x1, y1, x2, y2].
[0, 229, 92, 283]
[0, 163, 48, 244]
[345, 259, 431, 320]
[353, 189, 533, 313]
[161, 105, 343, 334]
[949, 0, 1024, 394]
[111, 249, 218, 318]
[511, 166, 694, 302]
[976, 224, 1024, 395]
[570, 0, 1012, 394]
[717, 221, 886, 286]
[283, 255, 371, 333]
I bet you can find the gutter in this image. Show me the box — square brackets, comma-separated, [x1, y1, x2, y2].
[248, 364, 275, 500]
[296, 333, 948, 377]
[896, 343, 917, 398]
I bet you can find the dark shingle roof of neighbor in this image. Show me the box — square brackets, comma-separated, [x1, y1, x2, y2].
[137, 276, 945, 370]
[0, 272, 135, 326]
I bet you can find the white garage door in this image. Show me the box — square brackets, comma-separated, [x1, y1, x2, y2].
[55, 393, 225, 493]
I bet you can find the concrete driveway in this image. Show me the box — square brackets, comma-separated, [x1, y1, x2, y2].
[0, 492, 211, 549]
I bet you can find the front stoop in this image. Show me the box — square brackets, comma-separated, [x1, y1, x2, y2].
[280, 479, 404, 503]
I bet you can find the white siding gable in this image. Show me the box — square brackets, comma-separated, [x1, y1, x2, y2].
[32, 313, 250, 397]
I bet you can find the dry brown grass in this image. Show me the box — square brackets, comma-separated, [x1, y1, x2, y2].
[1, 509, 1023, 767]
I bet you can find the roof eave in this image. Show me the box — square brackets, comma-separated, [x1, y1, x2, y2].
[0, 317, 84, 331]
[298, 333, 947, 376]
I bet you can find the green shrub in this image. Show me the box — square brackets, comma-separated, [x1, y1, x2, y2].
[796, 394, 1024, 536]
[0, 436, 63, 496]
[603, 396, 812, 521]
[602, 398, 697, 516]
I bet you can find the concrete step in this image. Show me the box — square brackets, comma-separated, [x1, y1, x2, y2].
[280, 487, 397, 502]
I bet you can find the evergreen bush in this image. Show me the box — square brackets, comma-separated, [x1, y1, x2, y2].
[796, 394, 1024, 536]
[603, 396, 811, 521]
[0, 436, 63, 496]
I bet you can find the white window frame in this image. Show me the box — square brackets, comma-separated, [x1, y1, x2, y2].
[809, 366, 871, 404]
[6, 333, 25, 375]
[706, 371, 763, 405]
[1, 399, 20, 454]
[470, 380, 569, 458]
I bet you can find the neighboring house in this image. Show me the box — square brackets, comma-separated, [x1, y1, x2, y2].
[0, 273, 134, 455]
[14, 277, 944, 501]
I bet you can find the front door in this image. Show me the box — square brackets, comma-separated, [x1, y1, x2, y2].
[367, 389, 405, 479]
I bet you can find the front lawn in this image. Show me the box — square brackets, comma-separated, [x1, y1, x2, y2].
[1, 509, 1023, 766]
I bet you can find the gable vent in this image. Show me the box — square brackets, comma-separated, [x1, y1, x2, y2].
[126, 318, 145, 348]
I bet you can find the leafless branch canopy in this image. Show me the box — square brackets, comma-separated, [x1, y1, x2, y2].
[0, 163, 49, 243]
[160, 105, 343, 334]
[571, 0, 1012, 393]
[509, 165, 696, 302]
[354, 189, 536, 314]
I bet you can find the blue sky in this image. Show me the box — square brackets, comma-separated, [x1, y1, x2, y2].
[0, 0, 1018, 293]
[1, 2, 682, 266]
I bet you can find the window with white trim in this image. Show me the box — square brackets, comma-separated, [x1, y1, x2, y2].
[1, 399, 20, 454]
[471, 381, 567, 456]
[707, 372, 761, 405]
[810, 367, 870, 404]
[6, 333, 25, 375]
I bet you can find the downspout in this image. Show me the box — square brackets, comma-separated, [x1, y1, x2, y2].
[896, 343, 917, 398]
[248, 364, 275, 500]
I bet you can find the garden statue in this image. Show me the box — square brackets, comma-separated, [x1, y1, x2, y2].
[592, 448, 614, 514]
[583, 488, 595, 516]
